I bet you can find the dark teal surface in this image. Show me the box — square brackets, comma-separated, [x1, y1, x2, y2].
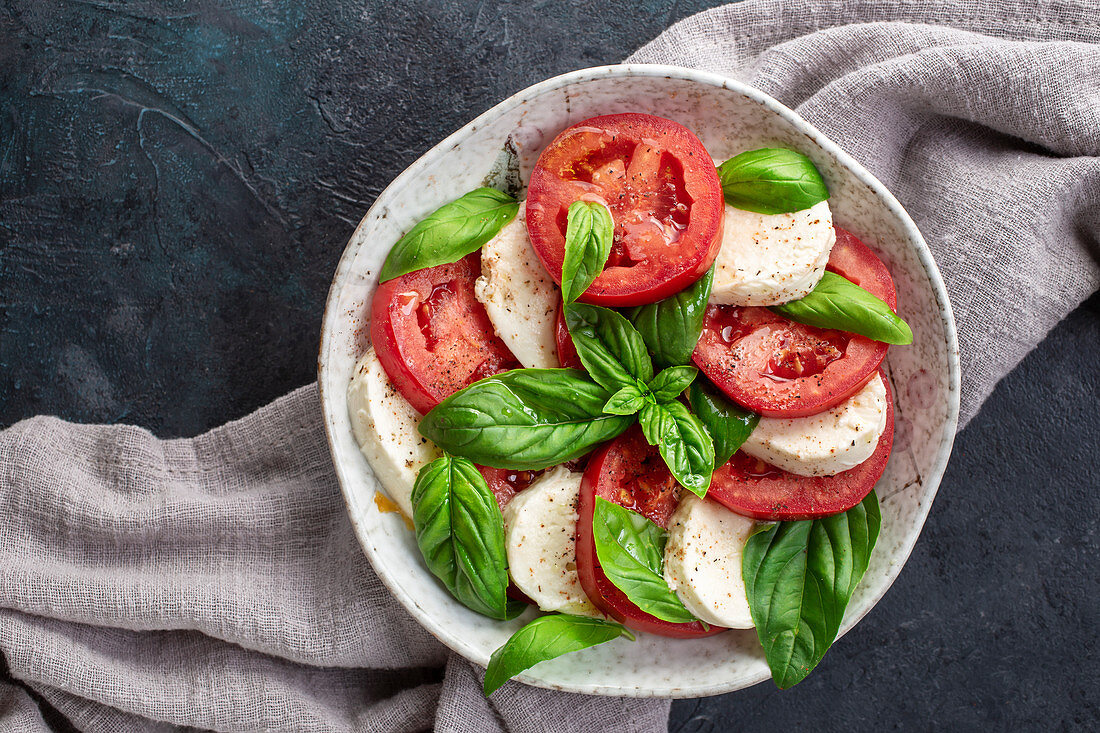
[1, 1, 1097, 730]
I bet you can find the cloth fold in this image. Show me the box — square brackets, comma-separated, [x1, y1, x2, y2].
[2, 0, 1098, 730]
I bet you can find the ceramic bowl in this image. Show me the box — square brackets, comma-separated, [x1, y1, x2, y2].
[318, 64, 960, 697]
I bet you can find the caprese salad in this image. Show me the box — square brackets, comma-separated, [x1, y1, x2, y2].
[348, 113, 912, 695]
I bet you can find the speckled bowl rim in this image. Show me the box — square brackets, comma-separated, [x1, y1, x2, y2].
[318, 64, 961, 697]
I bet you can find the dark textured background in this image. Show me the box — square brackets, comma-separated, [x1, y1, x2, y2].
[1, 1, 1097, 730]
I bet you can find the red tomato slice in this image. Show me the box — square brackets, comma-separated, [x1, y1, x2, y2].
[478, 466, 541, 512]
[371, 254, 520, 414]
[576, 427, 724, 638]
[708, 372, 894, 520]
[827, 227, 897, 310]
[554, 300, 582, 369]
[526, 113, 725, 307]
[692, 227, 895, 418]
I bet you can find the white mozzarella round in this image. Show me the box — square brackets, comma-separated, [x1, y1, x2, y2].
[502, 466, 601, 618]
[742, 374, 888, 477]
[474, 202, 561, 369]
[663, 494, 756, 629]
[709, 200, 835, 306]
[347, 348, 441, 518]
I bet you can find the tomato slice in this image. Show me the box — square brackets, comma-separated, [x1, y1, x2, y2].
[478, 466, 541, 512]
[371, 253, 520, 414]
[692, 227, 895, 418]
[554, 300, 582, 369]
[526, 113, 725, 307]
[576, 427, 724, 638]
[709, 372, 894, 520]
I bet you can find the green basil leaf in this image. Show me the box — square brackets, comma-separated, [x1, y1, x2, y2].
[564, 302, 654, 393]
[688, 378, 760, 467]
[743, 490, 881, 689]
[718, 148, 829, 215]
[626, 264, 715, 368]
[770, 271, 913, 345]
[592, 497, 697, 624]
[418, 368, 634, 470]
[603, 384, 648, 416]
[637, 401, 714, 497]
[647, 365, 699, 403]
[411, 456, 510, 619]
[561, 201, 614, 304]
[483, 614, 634, 696]
[379, 188, 519, 282]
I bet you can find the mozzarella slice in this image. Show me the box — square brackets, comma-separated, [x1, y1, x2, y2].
[742, 374, 888, 477]
[475, 202, 561, 369]
[347, 348, 441, 518]
[709, 200, 835, 306]
[503, 466, 601, 618]
[663, 494, 756, 629]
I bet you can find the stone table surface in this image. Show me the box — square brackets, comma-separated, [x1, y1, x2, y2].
[1, 1, 1097, 730]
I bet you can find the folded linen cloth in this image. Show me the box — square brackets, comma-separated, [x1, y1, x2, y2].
[1, 0, 1097, 730]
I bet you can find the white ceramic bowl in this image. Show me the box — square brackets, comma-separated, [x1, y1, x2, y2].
[318, 64, 960, 697]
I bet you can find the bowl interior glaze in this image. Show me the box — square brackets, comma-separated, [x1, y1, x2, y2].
[318, 65, 960, 698]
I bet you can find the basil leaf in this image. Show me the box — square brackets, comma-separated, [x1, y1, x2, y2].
[564, 302, 654, 393]
[743, 490, 881, 689]
[379, 188, 519, 282]
[418, 368, 634, 470]
[592, 497, 697, 624]
[603, 384, 648, 416]
[647, 365, 698, 403]
[637, 401, 714, 497]
[718, 148, 829, 215]
[483, 614, 634, 696]
[688, 379, 760, 467]
[561, 201, 614, 304]
[411, 456, 510, 619]
[626, 264, 715, 368]
[770, 271, 913, 345]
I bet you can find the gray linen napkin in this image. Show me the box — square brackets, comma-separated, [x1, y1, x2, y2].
[2, 0, 1098, 730]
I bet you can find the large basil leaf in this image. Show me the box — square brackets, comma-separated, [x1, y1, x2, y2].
[561, 200, 614, 304]
[592, 497, 696, 624]
[564, 303, 654, 393]
[771, 271, 913, 345]
[743, 491, 881, 689]
[637, 401, 714, 497]
[418, 368, 634, 470]
[647, 365, 699, 403]
[411, 456, 510, 619]
[379, 188, 519, 282]
[688, 379, 759, 468]
[483, 614, 634, 696]
[718, 148, 829, 215]
[626, 264, 715, 368]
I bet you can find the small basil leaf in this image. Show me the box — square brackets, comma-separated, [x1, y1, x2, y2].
[504, 599, 529, 620]
[565, 302, 654, 392]
[379, 188, 519, 282]
[592, 497, 697, 624]
[418, 368, 634, 470]
[770, 271, 913, 345]
[647, 365, 699, 403]
[688, 379, 760, 468]
[718, 148, 829, 215]
[483, 614, 634, 696]
[637, 401, 714, 497]
[743, 490, 881, 689]
[561, 201, 614, 304]
[411, 456, 510, 619]
[603, 384, 648, 416]
[627, 264, 715, 368]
